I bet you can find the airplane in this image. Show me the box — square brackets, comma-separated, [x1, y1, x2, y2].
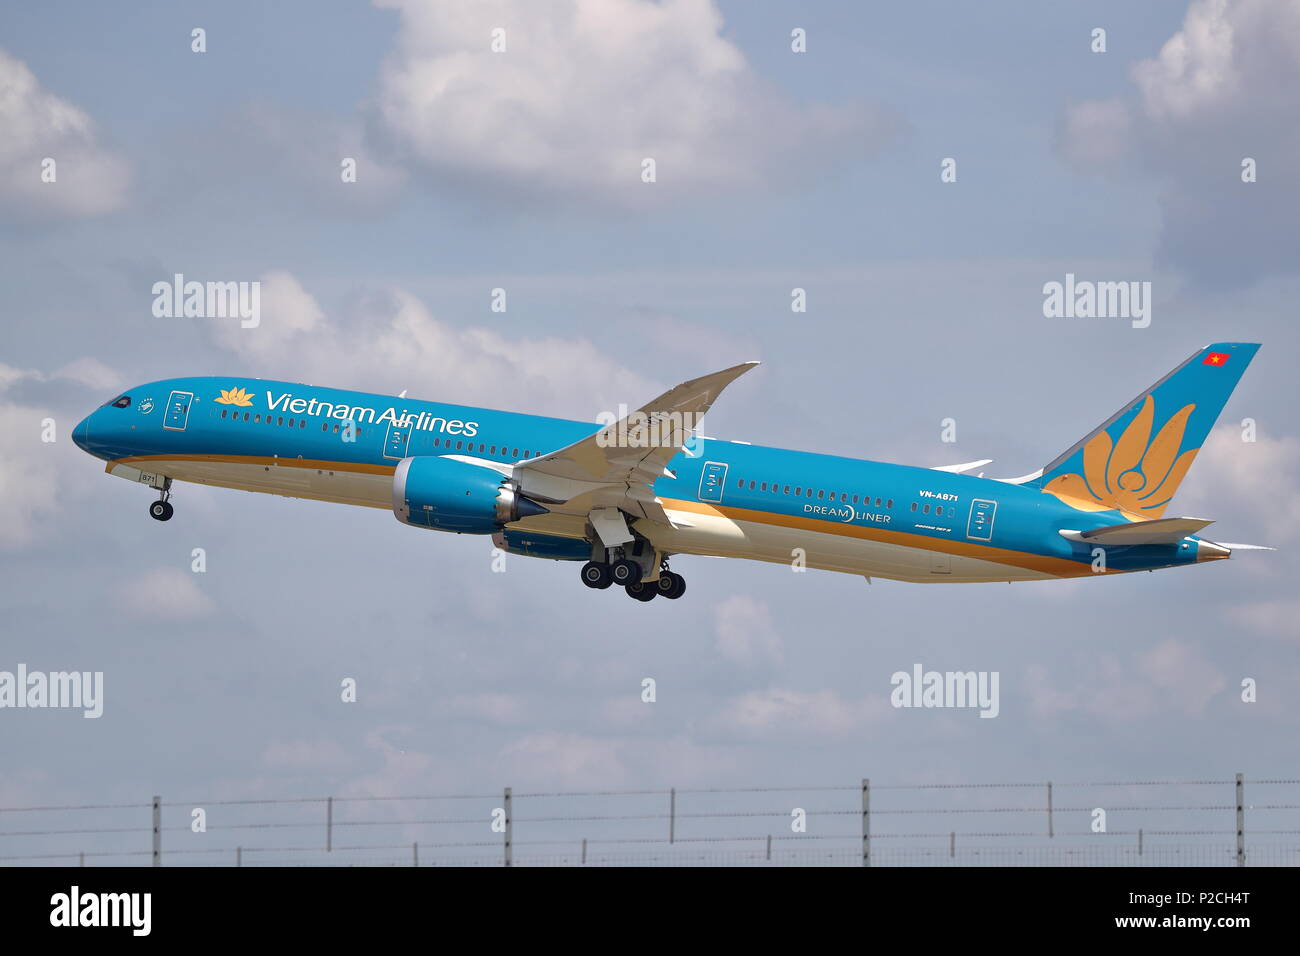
[71, 341, 1266, 601]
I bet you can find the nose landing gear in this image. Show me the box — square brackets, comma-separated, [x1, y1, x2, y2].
[148, 479, 174, 521]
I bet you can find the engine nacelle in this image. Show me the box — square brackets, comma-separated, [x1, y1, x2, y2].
[393, 456, 548, 534]
[491, 529, 592, 561]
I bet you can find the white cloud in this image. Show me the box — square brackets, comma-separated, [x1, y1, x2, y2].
[1232, 598, 1300, 643]
[0, 361, 122, 547]
[0, 49, 129, 219]
[1058, 0, 1300, 285]
[261, 737, 351, 771]
[117, 567, 215, 620]
[51, 357, 123, 393]
[210, 273, 656, 418]
[713, 594, 783, 667]
[1177, 423, 1300, 541]
[712, 688, 884, 738]
[371, 0, 895, 203]
[211, 271, 324, 359]
[1139, 638, 1226, 714]
[1027, 641, 1226, 723]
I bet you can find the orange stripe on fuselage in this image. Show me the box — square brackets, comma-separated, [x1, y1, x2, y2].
[108, 454, 398, 476]
[658, 497, 1095, 578]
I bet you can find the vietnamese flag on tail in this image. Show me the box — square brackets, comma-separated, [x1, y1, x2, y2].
[1203, 352, 1231, 366]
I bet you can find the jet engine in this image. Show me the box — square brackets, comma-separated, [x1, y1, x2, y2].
[392, 456, 548, 534]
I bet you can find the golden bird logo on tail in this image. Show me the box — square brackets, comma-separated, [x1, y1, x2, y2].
[1043, 396, 1198, 521]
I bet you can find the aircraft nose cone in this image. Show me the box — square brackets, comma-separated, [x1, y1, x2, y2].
[72, 415, 91, 452]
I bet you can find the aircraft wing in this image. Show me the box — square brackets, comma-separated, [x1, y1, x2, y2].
[514, 361, 759, 523]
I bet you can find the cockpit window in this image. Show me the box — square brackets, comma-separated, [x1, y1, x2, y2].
[108, 395, 131, 408]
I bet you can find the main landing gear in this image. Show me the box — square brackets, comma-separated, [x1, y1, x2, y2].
[148, 479, 174, 522]
[579, 557, 686, 602]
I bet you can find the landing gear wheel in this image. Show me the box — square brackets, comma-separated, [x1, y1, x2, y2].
[609, 559, 640, 586]
[656, 571, 686, 600]
[149, 500, 174, 522]
[580, 561, 612, 589]
[625, 581, 657, 602]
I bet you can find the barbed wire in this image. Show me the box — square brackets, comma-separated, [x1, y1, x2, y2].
[3, 776, 1296, 866]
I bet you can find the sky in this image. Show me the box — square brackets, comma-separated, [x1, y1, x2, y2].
[1, 0, 1298, 865]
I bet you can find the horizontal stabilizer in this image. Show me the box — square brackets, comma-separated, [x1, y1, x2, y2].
[1060, 516, 1214, 546]
[930, 459, 993, 474]
[1213, 542, 1276, 551]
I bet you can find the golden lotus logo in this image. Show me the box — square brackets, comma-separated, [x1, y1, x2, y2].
[1044, 396, 1197, 521]
[215, 387, 254, 407]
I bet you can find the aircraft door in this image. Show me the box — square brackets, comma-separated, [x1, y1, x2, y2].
[967, 499, 997, 541]
[163, 390, 193, 431]
[698, 461, 728, 503]
[383, 422, 412, 460]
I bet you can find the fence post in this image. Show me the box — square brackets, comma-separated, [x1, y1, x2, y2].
[413, 842, 419, 867]
[503, 787, 512, 867]
[1138, 828, 1143, 858]
[236, 846, 241, 867]
[950, 831, 955, 859]
[1235, 773, 1245, 867]
[581, 838, 587, 865]
[861, 779, 871, 867]
[326, 796, 333, 853]
[669, 788, 676, 844]
[151, 795, 161, 867]
[766, 834, 772, 862]
[79, 852, 85, 867]
[1047, 781, 1054, 838]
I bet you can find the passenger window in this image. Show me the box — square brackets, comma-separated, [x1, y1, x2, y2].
[288, 418, 295, 427]
[794, 486, 801, 495]
[254, 414, 261, 423]
[243, 412, 250, 422]
[278, 417, 284, 426]
[300, 420, 306, 428]
[478, 443, 485, 453]
[221, 409, 228, 419]
[434, 438, 441, 447]
[491, 446, 497, 455]
[887, 499, 894, 509]
[333, 424, 341, 433]
[852, 494, 859, 504]
[875, 497, 882, 507]
[817, 489, 825, 499]
[737, 479, 744, 489]
[783, 485, 790, 494]
[748, 481, 756, 490]
[911, 502, 918, 512]
[760, 482, 767, 492]
[322, 422, 329, 432]
[456, 440, 464, 450]
[923, 504, 931, 514]
[512, 448, 519, 458]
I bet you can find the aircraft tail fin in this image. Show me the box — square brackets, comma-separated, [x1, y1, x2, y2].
[1036, 342, 1259, 520]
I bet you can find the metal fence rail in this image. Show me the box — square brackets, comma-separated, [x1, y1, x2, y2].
[2, 775, 1297, 866]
